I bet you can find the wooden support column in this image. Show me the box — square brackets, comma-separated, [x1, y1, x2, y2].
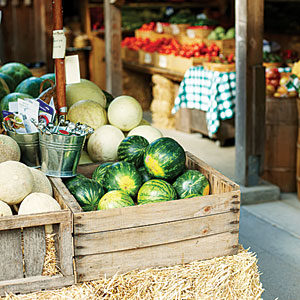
[104, 0, 123, 96]
[235, 0, 265, 186]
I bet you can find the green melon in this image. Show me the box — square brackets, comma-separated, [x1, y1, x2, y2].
[0, 92, 34, 121]
[137, 179, 177, 205]
[0, 73, 15, 92]
[104, 161, 142, 197]
[173, 170, 210, 199]
[118, 135, 149, 167]
[182, 193, 202, 199]
[92, 162, 114, 186]
[15, 77, 43, 98]
[144, 137, 186, 180]
[40, 73, 55, 90]
[0, 62, 32, 87]
[66, 176, 105, 211]
[138, 166, 153, 184]
[0, 77, 9, 103]
[98, 190, 135, 210]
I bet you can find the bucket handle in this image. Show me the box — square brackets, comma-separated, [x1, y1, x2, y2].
[39, 79, 55, 94]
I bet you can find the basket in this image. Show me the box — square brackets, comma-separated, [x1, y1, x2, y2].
[203, 62, 236, 72]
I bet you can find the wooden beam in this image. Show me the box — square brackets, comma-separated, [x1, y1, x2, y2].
[104, 0, 123, 96]
[235, 0, 265, 186]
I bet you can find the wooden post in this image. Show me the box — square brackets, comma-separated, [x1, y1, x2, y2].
[235, 0, 265, 186]
[104, 0, 123, 96]
[52, 0, 67, 116]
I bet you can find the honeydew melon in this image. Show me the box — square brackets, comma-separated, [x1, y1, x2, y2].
[29, 168, 53, 196]
[0, 200, 13, 217]
[127, 125, 163, 143]
[0, 134, 21, 163]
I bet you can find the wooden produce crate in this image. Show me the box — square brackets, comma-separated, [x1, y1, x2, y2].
[205, 39, 235, 56]
[121, 47, 139, 63]
[51, 152, 240, 283]
[186, 26, 214, 39]
[138, 50, 156, 66]
[203, 62, 236, 73]
[168, 54, 205, 74]
[0, 188, 74, 296]
[135, 30, 173, 41]
[177, 34, 204, 46]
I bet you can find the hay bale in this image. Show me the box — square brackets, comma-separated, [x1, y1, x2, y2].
[3, 247, 263, 300]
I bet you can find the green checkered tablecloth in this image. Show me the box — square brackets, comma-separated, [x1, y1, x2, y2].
[172, 66, 236, 136]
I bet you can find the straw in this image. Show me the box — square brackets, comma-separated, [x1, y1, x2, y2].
[2, 246, 264, 300]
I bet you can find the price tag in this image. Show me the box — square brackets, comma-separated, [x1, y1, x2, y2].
[171, 24, 180, 35]
[52, 30, 66, 59]
[144, 53, 152, 64]
[187, 29, 195, 38]
[159, 55, 167, 68]
[156, 22, 163, 33]
[65, 55, 81, 84]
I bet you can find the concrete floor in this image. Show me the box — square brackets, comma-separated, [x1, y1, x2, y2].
[160, 127, 300, 300]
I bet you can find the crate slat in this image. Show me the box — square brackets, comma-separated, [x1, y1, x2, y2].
[75, 210, 239, 256]
[0, 229, 23, 281]
[75, 230, 238, 282]
[23, 227, 46, 277]
[73, 191, 239, 234]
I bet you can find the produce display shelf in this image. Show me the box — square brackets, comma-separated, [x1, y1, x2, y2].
[50, 152, 240, 283]
[0, 188, 74, 296]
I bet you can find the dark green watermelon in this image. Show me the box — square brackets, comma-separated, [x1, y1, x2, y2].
[98, 190, 135, 210]
[144, 137, 186, 180]
[102, 89, 114, 109]
[0, 62, 32, 86]
[15, 77, 43, 98]
[0, 92, 34, 121]
[118, 135, 149, 167]
[104, 161, 142, 197]
[0, 73, 15, 92]
[173, 170, 210, 199]
[137, 179, 177, 205]
[65, 174, 88, 192]
[40, 73, 55, 90]
[138, 166, 153, 184]
[0, 77, 9, 102]
[182, 193, 203, 199]
[92, 162, 113, 186]
[66, 177, 105, 211]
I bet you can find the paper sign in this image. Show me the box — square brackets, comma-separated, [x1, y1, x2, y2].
[159, 55, 167, 68]
[171, 24, 179, 35]
[53, 30, 66, 59]
[144, 53, 152, 64]
[8, 101, 18, 113]
[187, 29, 195, 38]
[18, 98, 39, 133]
[156, 22, 163, 33]
[65, 55, 81, 84]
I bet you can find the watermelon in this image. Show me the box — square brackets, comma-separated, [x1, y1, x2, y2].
[137, 179, 177, 205]
[40, 73, 55, 90]
[0, 73, 15, 92]
[0, 62, 32, 87]
[15, 77, 43, 98]
[102, 89, 114, 109]
[92, 162, 113, 186]
[104, 161, 142, 197]
[65, 174, 87, 192]
[173, 170, 210, 199]
[144, 137, 186, 180]
[98, 190, 135, 210]
[118, 135, 149, 167]
[138, 166, 153, 184]
[66, 176, 105, 211]
[182, 193, 202, 199]
[0, 92, 34, 121]
[0, 77, 9, 103]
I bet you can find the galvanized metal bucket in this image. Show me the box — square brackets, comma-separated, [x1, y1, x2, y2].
[7, 131, 40, 168]
[39, 133, 86, 177]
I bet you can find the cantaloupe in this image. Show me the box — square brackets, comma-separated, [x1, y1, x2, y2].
[0, 134, 21, 163]
[127, 125, 163, 143]
[0, 200, 12, 217]
[0, 161, 33, 204]
[67, 100, 107, 130]
[108, 95, 143, 131]
[87, 125, 125, 162]
[30, 168, 53, 196]
[66, 79, 106, 108]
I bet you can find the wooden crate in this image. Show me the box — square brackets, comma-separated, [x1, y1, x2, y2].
[0, 186, 74, 296]
[203, 62, 236, 72]
[135, 30, 173, 41]
[167, 54, 205, 74]
[121, 47, 139, 63]
[186, 27, 214, 39]
[51, 152, 240, 283]
[205, 39, 235, 56]
[138, 50, 156, 66]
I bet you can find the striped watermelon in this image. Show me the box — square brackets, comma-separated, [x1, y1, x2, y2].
[65, 174, 87, 191]
[137, 179, 177, 205]
[173, 170, 210, 199]
[104, 161, 142, 197]
[144, 137, 186, 180]
[118, 135, 149, 167]
[66, 176, 105, 211]
[40, 73, 55, 90]
[138, 166, 153, 183]
[98, 190, 135, 210]
[0, 73, 15, 92]
[15, 77, 44, 98]
[0, 62, 32, 87]
[92, 162, 113, 186]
